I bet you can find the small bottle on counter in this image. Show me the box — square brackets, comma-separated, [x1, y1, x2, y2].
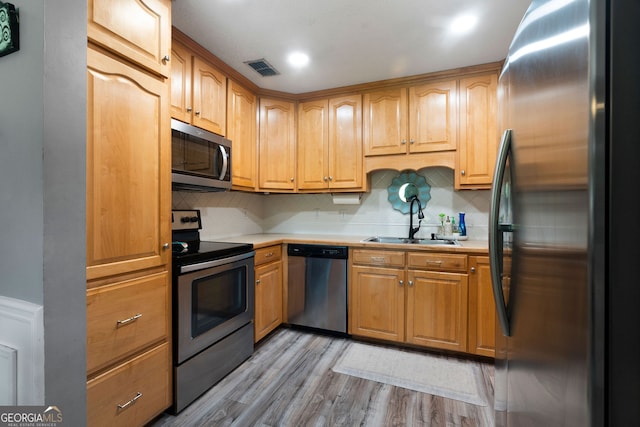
[444, 215, 452, 236]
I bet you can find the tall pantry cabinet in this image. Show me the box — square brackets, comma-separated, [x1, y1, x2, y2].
[86, 0, 172, 425]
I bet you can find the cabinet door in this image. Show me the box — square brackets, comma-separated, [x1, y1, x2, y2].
[468, 256, 496, 357]
[350, 265, 405, 342]
[86, 47, 171, 281]
[259, 98, 296, 191]
[192, 57, 227, 136]
[329, 94, 363, 189]
[406, 270, 468, 352]
[88, 0, 171, 77]
[254, 261, 283, 342]
[170, 41, 193, 123]
[363, 88, 408, 156]
[297, 99, 329, 190]
[409, 80, 458, 153]
[457, 73, 498, 188]
[228, 80, 258, 190]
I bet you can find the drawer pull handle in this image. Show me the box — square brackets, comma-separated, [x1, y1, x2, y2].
[265, 252, 273, 257]
[117, 392, 142, 411]
[426, 260, 443, 265]
[370, 256, 386, 262]
[116, 313, 142, 328]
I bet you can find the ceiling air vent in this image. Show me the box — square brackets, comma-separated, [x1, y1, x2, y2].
[244, 58, 280, 77]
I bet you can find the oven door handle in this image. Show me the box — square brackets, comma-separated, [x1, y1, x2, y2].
[180, 250, 255, 274]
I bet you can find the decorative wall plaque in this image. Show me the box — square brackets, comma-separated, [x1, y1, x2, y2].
[0, 2, 19, 58]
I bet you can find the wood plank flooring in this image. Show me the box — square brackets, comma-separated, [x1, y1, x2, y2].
[149, 328, 495, 427]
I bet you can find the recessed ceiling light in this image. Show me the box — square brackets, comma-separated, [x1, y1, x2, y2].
[450, 14, 478, 35]
[287, 51, 310, 68]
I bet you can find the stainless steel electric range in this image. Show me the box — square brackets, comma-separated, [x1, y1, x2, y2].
[171, 209, 255, 413]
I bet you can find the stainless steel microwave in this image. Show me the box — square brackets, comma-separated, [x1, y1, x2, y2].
[171, 119, 232, 191]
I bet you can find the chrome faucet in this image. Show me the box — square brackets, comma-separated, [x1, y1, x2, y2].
[408, 196, 424, 240]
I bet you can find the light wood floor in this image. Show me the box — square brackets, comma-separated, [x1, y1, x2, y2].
[149, 327, 495, 427]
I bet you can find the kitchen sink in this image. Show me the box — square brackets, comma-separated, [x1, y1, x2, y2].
[363, 236, 460, 246]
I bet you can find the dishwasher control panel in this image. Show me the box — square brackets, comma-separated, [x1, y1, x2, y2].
[287, 244, 348, 259]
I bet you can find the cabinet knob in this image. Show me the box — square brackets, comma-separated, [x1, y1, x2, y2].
[408, 280, 414, 287]
[187, 107, 193, 112]
[195, 111, 201, 116]
[328, 176, 333, 181]
[290, 177, 295, 182]
[471, 267, 476, 273]
[162, 55, 170, 63]
[399, 280, 404, 287]
[401, 139, 407, 144]
[324, 176, 328, 182]
[162, 243, 170, 250]
[461, 169, 466, 176]
[256, 279, 261, 285]
[409, 139, 415, 144]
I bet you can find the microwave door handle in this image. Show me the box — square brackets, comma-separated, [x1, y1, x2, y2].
[218, 145, 228, 180]
[490, 129, 512, 337]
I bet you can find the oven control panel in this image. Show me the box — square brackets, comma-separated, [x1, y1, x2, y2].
[172, 209, 202, 231]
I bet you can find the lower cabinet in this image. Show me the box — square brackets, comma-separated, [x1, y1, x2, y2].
[468, 256, 496, 357]
[350, 248, 470, 354]
[87, 343, 171, 427]
[254, 245, 283, 342]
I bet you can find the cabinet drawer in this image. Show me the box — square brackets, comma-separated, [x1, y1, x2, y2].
[407, 252, 467, 272]
[87, 342, 171, 427]
[87, 272, 169, 374]
[255, 245, 282, 266]
[352, 249, 405, 267]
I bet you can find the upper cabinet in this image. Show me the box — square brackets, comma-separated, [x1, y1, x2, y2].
[228, 80, 258, 190]
[88, 0, 171, 78]
[456, 72, 498, 189]
[297, 94, 364, 191]
[259, 98, 296, 191]
[363, 88, 408, 156]
[170, 40, 227, 136]
[363, 80, 459, 174]
[409, 80, 458, 153]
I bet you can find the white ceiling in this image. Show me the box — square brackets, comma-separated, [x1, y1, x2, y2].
[172, 0, 532, 94]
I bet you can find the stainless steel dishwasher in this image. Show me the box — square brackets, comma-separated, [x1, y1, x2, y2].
[287, 244, 348, 333]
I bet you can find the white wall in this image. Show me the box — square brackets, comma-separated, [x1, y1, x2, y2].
[173, 167, 491, 241]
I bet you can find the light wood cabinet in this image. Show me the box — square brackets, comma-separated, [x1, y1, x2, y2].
[364, 81, 457, 157]
[350, 248, 469, 353]
[228, 80, 258, 190]
[409, 80, 458, 153]
[254, 245, 283, 342]
[87, 343, 171, 427]
[468, 256, 496, 357]
[259, 98, 297, 191]
[86, 47, 171, 281]
[88, 0, 171, 78]
[297, 95, 364, 191]
[87, 3, 172, 423]
[456, 72, 498, 189]
[363, 88, 408, 156]
[170, 40, 227, 136]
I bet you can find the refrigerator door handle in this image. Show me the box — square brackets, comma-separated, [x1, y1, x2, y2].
[490, 129, 512, 337]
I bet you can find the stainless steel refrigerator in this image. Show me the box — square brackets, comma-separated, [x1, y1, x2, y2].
[490, 0, 640, 425]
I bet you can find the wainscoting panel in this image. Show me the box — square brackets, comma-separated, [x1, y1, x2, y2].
[0, 296, 44, 404]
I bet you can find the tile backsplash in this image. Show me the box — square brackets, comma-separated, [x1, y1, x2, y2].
[172, 167, 490, 241]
